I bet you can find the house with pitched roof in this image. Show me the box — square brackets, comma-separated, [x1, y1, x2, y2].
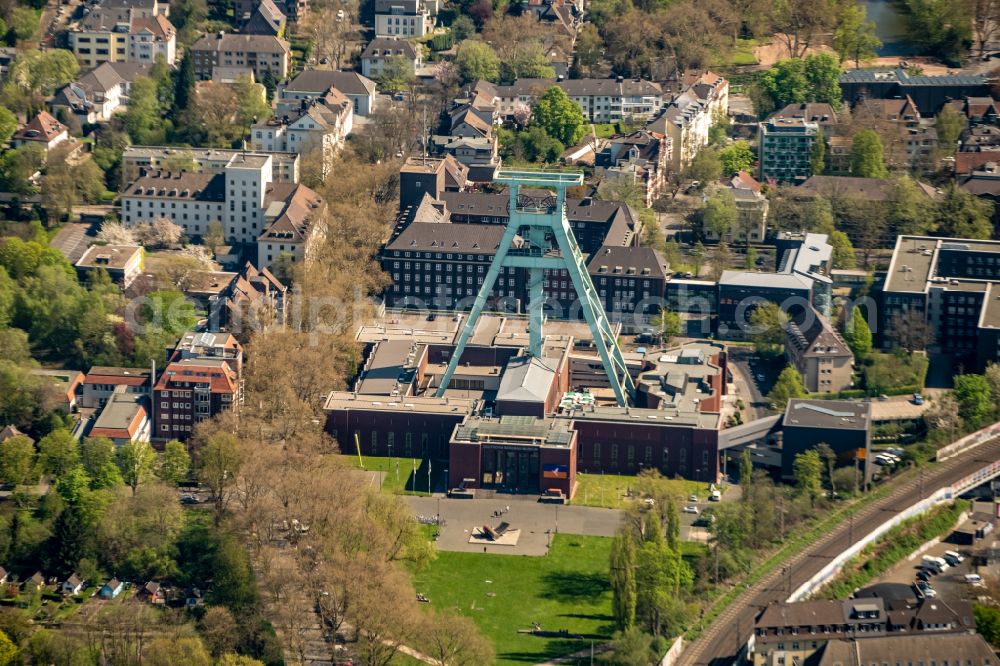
[280, 69, 377, 115]
[207, 263, 288, 331]
[50, 62, 152, 123]
[253, 89, 353, 176]
[241, 0, 285, 36]
[190, 32, 290, 81]
[784, 304, 854, 393]
[12, 112, 68, 152]
[90, 390, 150, 446]
[360, 37, 420, 80]
[597, 130, 672, 207]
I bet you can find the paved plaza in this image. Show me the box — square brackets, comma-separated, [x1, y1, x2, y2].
[405, 495, 624, 556]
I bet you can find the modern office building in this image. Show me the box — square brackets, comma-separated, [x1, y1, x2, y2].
[780, 399, 871, 479]
[881, 235, 1000, 370]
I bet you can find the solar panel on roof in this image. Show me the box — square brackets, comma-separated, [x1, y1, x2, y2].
[796, 403, 854, 418]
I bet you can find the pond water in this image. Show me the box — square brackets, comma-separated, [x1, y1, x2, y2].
[860, 0, 914, 57]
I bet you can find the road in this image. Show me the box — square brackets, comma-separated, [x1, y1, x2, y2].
[726, 346, 770, 422]
[681, 435, 1000, 666]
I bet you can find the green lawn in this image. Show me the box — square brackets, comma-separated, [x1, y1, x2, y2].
[863, 352, 929, 394]
[592, 123, 618, 139]
[572, 473, 715, 509]
[412, 534, 614, 665]
[347, 455, 447, 496]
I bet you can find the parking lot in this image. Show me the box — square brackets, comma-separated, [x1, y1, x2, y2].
[861, 510, 992, 603]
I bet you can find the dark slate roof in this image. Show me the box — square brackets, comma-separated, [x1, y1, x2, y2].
[385, 221, 508, 252]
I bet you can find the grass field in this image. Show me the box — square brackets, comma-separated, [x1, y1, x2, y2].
[412, 534, 614, 664]
[348, 455, 447, 495]
[572, 473, 716, 509]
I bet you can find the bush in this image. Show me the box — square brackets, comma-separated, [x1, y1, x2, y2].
[823, 500, 968, 599]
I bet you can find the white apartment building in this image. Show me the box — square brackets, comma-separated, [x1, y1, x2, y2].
[374, 0, 437, 38]
[120, 154, 325, 267]
[472, 77, 665, 124]
[647, 71, 729, 171]
[252, 90, 353, 177]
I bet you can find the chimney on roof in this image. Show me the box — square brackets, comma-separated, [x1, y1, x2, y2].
[217, 30, 224, 38]
[616, 75, 623, 84]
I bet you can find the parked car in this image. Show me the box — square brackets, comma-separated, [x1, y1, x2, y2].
[756, 373, 766, 382]
[688, 494, 698, 503]
[944, 550, 965, 566]
[710, 490, 722, 502]
[682, 505, 699, 515]
[878, 394, 889, 401]
[912, 393, 924, 405]
[965, 574, 983, 584]
[916, 570, 931, 582]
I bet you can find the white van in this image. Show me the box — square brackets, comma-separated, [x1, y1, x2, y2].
[710, 490, 722, 502]
[922, 555, 947, 572]
[965, 574, 983, 584]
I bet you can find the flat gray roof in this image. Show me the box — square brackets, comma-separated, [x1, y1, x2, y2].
[782, 399, 870, 430]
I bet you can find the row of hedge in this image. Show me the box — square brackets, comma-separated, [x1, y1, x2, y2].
[822, 499, 969, 599]
[807, 384, 922, 401]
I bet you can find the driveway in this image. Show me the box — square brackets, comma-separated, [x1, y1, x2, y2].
[406, 495, 623, 556]
[727, 346, 771, 421]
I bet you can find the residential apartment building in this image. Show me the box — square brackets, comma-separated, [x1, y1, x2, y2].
[82, 366, 152, 409]
[783, 305, 854, 394]
[647, 71, 729, 171]
[252, 90, 353, 177]
[374, 0, 437, 38]
[881, 235, 1000, 371]
[153, 359, 240, 440]
[280, 69, 377, 116]
[122, 145, 299, 183]
[190, 32, 290, 82]
[67, 2, 176, 69]
[360, 37, 421, 80]
[596, 130, 672, 208]
[758, 117, 818, 182]
[586, 246, 669, 322]
[120, 154, 326, 267]
[752, 596, 980, 666]
[473, 77, 666, 124]
[241, 0, 285, 36]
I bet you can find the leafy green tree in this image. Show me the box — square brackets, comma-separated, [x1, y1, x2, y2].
[4, 49, 79, 107]
[454, 40, 500, 83]
[600, 628, 658, 666]
[768, 365, 807, 409]
[116, 440, 156, 496]
[954, 374, 992, 429]
[55, 465, 91, 504]
[900, 0, 973, 65]
[38, 429, 80, 478]
[123, 76, 162, 145]
[748, 302, 789, 358]
[450, 15, 476, 40]
[811, 129, 826, 175]
[888, 176, 936, 236]
[157, 440, 191, 485]
[174, 52, 196, 118]
[844, 306, 873, 358]
[974, 604, 1000, 648]
[650, 309, 682, 343]
[376, 56, 417, 93]
[718, 141, 754, 176]
[233, 74, 272, 133]
[745, 246, 758, 269]
[700, 189, 737, 238]
[686, 147, 723, 185]
[0, 628, 17, 666]
[829, 230, 856, 269]
[816, 443, 837, 500]
[504, 42, 556, 80]
[793, 449, 823, 508]
[757, 54, 843, 111]
[935, 104, 964, 155]
[850, 129, 888, 177]
[7, 7, 39, 42]
[145, 637, 213, 666]
[610, 530, 637, 631]
[81, 437, 123, 489]
[934, 183, 994, 239]
[690, 241, 706, 276]
[635, 538, 691, 638]
[0, 435, 36, 487]
[0, 144, 45, 195]
[574, 23, 603, 77]
[0, 107, 16, 146]
[533, 86, 586, 146]
[211, 534, 259, 612]
[198, 432, 245, 521]
[833, 1, 881, 67]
